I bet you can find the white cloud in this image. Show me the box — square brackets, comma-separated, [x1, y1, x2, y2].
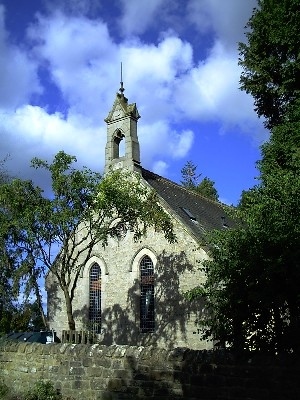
[0, 5, 41, 110]
[118, 0, 258, 51]
[169, 130, 194, 159]
[0, 105, 105, 184]
[43, 0, 101, 16]
[187, 0, 257, 49]
[23, 15, 198, 168]
[27, 11, 262, 138]
[139, 121, 194, 167]
[0, 3, 265, 190]
[120, 36, 193, 122]
[122, 36, 193, 83]
[174, 40, 263, 136]
[28, 13, 193, 124]
[152, 160, 169, 176]
[27, 12, 120, 119]
[119, 0, 166, 36]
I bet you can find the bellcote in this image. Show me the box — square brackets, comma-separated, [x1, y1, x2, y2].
[105, 92, 140, 123]
[104, 88, 141, 174]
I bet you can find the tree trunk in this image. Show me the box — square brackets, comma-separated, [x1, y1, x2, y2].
[63, 287, 76, 330]
[32, 276, 48, 330]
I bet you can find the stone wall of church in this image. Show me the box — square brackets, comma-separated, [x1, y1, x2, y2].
[46, 216, 211, 350]
[1, 342, 299, 400]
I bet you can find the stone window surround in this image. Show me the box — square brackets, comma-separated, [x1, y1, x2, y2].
[140, 255, 155, 332]
[130, 248, 157, 333]
[89, 263, 101, 333]
[81, 256, 108, 328]
[80, 248, 157, 333]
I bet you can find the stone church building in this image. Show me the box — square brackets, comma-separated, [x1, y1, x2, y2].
[46, 85, 231, 350]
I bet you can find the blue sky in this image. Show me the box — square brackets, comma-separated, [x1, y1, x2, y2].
[0, 0, 266, 205]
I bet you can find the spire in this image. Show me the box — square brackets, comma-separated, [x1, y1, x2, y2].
[119, 62, 125, 94]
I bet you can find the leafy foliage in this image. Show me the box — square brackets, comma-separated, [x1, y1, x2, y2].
[0, 156, 11, 184]
[0, 379, 75, 400]
[196, 177, 219, 202]
[24, 380, 61, 400]
[0, 302, 45, 336]
[180, 160, 201, 189]
[0, 250, 16, 334]
[0, 151, 175, 331]
[0, 380, 9, 398]
[0, 178, 49, 329]
[189, 97, 300, 355]
[239, 0, 300, 129]
[180, 161, 219, 201]
[187, 1, 300, 354]
[0, 158, 26, 335]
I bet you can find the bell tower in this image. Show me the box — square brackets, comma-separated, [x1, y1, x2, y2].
[104, 77, 141, 174]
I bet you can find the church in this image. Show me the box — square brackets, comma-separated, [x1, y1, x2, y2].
[46, 83, 231, 350]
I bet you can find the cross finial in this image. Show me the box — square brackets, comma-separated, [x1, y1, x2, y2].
[119, 62, 125, 94]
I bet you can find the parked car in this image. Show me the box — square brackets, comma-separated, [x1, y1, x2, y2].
[4, 331, 60, 344]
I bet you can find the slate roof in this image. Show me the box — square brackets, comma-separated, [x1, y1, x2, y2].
[142, 168, 233, 239]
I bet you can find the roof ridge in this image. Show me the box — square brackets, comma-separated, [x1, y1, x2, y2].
[141, 167, 229, 208]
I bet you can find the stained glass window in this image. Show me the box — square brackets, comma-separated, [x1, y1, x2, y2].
[140, 255, 155, 332]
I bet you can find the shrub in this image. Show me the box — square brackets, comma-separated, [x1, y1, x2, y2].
[0, 380, 9, 397]
[24, 380, 62, 400]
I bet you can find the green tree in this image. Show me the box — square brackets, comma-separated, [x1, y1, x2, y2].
[0, 231, 13, 334]
[239, 0, 300, 129]
[0, 151, 175, 331]
[180, 160, 201, 189]
[187, 0, 300, 354]
[0, 301, 45, 335]
[181, 161, 219, 201]
[0, 157, 10, 184]
[236, 104, 300, 352]
[0, 157, 19, 334]
[0, 159, 67, 334]
[191, 99, 300, 354]
[0, 179, 49, 329]
[195, 177, 219, 202]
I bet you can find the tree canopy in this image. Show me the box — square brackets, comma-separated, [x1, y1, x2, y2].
[187, 0, 300, 354]
[239, 0, 300, 129]
[0, 158, 18, 334]
[180, 161, 219, 201]
[193, 110, 300, 353]
[0, 151, 175, 331]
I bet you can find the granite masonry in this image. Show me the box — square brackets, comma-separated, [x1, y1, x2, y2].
[1, 342, 300, 399]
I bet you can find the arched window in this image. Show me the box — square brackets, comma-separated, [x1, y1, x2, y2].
[140, 255, 155, 332]
[113, 130, 125, 159]
[89, 264, 101, 333]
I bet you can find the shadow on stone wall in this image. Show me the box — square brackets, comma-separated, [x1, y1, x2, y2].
[100, 347, 186, 399]
[87, 347, 300, 399]
[47, 250, 207, 349]
[46, 278, 63, 325]
[1, 343, 299, 400]
[98, 250, 206, 348]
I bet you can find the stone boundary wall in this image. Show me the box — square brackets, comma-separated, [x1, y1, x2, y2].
[0, 341, 300, 399]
